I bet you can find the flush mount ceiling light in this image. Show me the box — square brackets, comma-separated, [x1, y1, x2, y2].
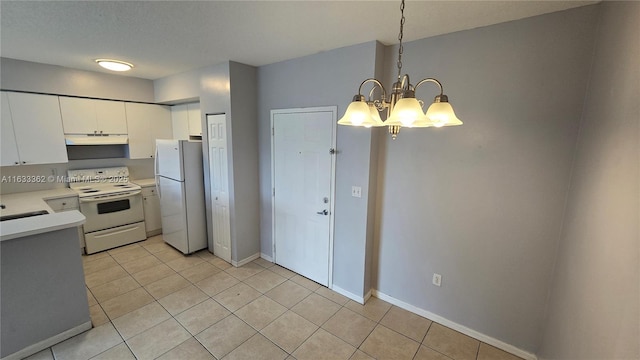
[95, 59, 134, 72]
[338, 0, 462, 139]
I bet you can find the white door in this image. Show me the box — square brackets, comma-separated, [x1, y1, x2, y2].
[207, 114, 231, 262]
[272, 107, 336, 286]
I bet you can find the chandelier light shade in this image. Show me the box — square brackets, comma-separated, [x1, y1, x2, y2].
[385, 97, 427, 127]
[337, 0, 463, 139]
[425, 97, 463, 127]
[337, 97, 374, 127]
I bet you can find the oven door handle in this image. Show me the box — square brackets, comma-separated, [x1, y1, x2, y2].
[79, 190, 142, 203]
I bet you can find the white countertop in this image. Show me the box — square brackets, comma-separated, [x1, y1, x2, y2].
[0, 211, 85, 242]
[0, 188, 77, 216]
[132, 178, 156, 187]
[0, 188, 85, 242]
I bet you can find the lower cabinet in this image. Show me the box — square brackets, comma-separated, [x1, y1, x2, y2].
[141, 186, 162, 236]
[45, 196, 85, 252]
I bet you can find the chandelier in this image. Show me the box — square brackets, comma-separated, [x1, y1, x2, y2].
[337, 0, 462, 139]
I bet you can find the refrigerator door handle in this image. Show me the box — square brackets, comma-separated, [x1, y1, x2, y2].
[154, 145, 159, 176]
[154, 145, 161, 199]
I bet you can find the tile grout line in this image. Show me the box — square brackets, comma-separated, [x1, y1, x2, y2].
[84, 243, 461, 360]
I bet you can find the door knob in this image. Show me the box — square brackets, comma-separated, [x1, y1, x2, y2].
[316, 209, 328, 215]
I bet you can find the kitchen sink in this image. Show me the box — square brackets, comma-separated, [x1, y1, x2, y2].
[0, 210, 50, 222]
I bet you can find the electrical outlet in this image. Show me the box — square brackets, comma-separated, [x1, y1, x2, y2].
[351, 186, 362, 198]
[432, 273, 442, 287]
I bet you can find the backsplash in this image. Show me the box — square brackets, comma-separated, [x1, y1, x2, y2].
[0, 158, 154, 194]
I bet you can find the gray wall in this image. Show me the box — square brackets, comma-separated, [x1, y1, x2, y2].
[194, 62, 232, 260]
[363, 42, 386, 295]
[228, 62, 260, 261]
[153, 66, 202, 104]
[257, 41, 379, 298]
[538, 2, 640, 359]
[0, 58, 154, 102]
[154, 61, 260, 263]
[373, 6, 598, 352]
[1, 227, 89, 358]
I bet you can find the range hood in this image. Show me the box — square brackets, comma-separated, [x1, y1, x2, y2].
[65, 135, 128, 145]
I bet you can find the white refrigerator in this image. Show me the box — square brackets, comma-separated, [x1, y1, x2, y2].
[155, 139, 207, 254]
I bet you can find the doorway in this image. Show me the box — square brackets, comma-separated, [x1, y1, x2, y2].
[271, 107, 337, 286]
[207, 114, 231, 262]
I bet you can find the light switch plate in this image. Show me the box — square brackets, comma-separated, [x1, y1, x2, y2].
[351, 186, 362, 198]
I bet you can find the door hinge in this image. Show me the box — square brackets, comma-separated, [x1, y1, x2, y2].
[273, 188, 275, 196]
[272, 127, 275, 136]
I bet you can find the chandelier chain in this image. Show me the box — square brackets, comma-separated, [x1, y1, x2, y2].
[396, 0, 405, 80]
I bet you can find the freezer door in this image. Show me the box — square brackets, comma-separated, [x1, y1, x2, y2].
[156, 139, 184, 181]
[158, 176, 189, 254]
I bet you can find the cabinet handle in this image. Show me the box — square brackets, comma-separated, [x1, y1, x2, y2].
[62, 202, 67, 206]
[14, 161, 19, 165]
[22, 161, 26, 164]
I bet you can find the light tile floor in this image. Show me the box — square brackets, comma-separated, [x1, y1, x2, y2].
[25, 235, 524, 360]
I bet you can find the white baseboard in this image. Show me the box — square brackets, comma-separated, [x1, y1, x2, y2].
[232, 253, 260, 267]
[363, 289, 372, 302]
[331, 285, 366, 304]
[1, 321, 92, 360]
[260, 253, 273, 262]
[372, 290, 537, 360]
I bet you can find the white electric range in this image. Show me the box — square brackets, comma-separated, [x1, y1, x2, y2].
[68, 167, 147, 254]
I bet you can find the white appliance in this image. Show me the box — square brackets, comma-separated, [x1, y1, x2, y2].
[68, 167, 146, 254]
[155, 139, 207, 254]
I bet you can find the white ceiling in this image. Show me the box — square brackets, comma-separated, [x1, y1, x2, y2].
[0, 1, 596, 80]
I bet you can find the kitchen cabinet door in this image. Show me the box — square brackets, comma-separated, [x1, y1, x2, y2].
[61, 97, 127, 135]
[95, 100, 127, 134]
[1, 92, 20, 166]
[142, 186, 162, 236]
[171, 104, 189, 140]
[151, 106, 173, 145]
[187, 103, 202, 136]
[126, 103, 153, 158]
[7, 92, 68, 165]
[59, 97, 97, 134]
[45, 196, 79, 212]
[126, 103, 172, 159]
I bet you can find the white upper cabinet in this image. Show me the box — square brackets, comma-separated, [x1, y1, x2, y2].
[187, 103, 202, 137]
[95, 100, 128, 134]
[125, 103, 172, 159]
[170, 102, 201, 139]
[1, 92, 20, 166]
[171, 104, 190, 140]
[59, 97, 127, 135]
[2, 92, 68, 165]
